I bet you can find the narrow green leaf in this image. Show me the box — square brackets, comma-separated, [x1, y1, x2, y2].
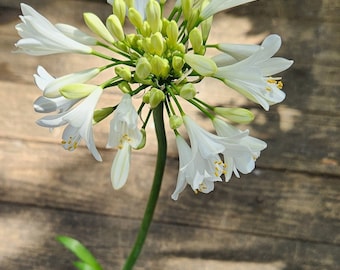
[56, 235, 103, 270]
[73, 261, 97, 270]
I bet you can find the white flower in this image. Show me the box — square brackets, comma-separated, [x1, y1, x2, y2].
[33, 66, 79, 113]
[171, 135, 221, 200]
[174, 115, 251, 198]
[213, 34, 294, 110]
[15, 3, 93, 55]
[200, 0, 256, 20]
[213, 118, 267, 181]
[36, 87, 103, 161]
[34, 65, 100, 98]
[107, 94, 143, 189]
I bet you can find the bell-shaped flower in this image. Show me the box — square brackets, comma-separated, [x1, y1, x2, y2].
[184, 115, 258, 182]
[213, 118, 267, 180]
[107, 94, 143, 189]
[34, 65, 101, 98]
[213, 34, 294, 110]
[200, 0, 256, 20]
[36, 87, 103, 161]
[33, 66, 80, 113]
[171, 135, 222, 200]
[15, 4, 93, 55]
[55, 23, 98, 46]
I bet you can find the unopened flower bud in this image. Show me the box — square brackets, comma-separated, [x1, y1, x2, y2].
[169, 115, 183, 129]
[150, 55, 170, 78]
[83, 13, 115, 43]
[186, 9, 199, 32]
[115, 66, 132, 81]
[136, 57, 152, 79]
[93, 107, 114, 124]
[112, 0, 126, 25]
[214, 107, 255, 124]
[59, 83, 98, 99]
[118, 81, 132, 93]
[140, 21, 152, 37]
[151, 32, 164, 56]
[149, 88, 165, 108]
[182, 0, 193, 20]
[172, 55, 185, 72]
[146, 0, 162, 33]
[143, 91, 151, 104]
[166, 20, 179, 47]
[184, 54, 217, 76]
[200, 16, 212, 43]
[179, 83, 196, 100]
[106, 14, 125, 41]
[189, 27, 204, 54]
[128, 8, 143, 30]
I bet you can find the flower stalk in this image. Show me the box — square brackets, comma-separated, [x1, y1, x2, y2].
[122, 103, 167, 270]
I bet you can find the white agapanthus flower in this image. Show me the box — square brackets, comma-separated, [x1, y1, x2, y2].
[55, 23, 98, 46]
[171, 135, 221, 200]
[213, 34, 294, 110]
[36, 87, 103, 161]
[213, 118, 267, 180]
[107, 94, 143, 189]
[15, 3, 93, 55]
[33, 66, 79, 113]
[200, 0, 256, 20]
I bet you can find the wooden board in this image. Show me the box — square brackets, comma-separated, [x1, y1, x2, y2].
[0, 0, 339, 269]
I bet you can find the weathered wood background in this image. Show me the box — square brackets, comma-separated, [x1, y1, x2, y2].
[0, 0, 339, 269]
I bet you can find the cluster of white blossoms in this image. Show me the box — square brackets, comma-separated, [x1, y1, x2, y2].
[15, 0, 293, 200]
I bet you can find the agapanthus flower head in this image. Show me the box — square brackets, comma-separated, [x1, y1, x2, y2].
[17, 1, 292, 199]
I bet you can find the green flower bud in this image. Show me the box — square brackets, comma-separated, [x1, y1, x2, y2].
[143, 91, 151, 104]
[179, 83, 196, 100]
[214, 107, 255, 124]
[146, 0, 162, 33]
[115, 66, 132, 81]
[149, 88, 165, 109]
[189, 27, 204, 55]
[93, 106, 114, 124]
[112, 0, 126, 25]
[140, 21, 152, 37]
[166, 20, 179, 47]
[59, 83, 98, 99]
[126, 33, 138, 48]
[83, 13, 115, 43]
[182, 0, 193, 20]
[169, 115, 183, 129]
[200, 16, 213, 43]
[118, 81, 132, 93]
[150, 55, 170, 78]
[106, 14, 125, 42]
[128, 8, 143, 30]
[184, 54, 217, 76]
[135, 57, 152, 80]
[172, 55, 185, 72]
[186, 9, 199, 32]
[151, 32, 165, 56]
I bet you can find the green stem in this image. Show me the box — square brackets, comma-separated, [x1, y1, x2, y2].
[122, 103, 167, 270]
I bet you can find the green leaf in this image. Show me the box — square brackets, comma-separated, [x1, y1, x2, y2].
[56, 235, 103, 270]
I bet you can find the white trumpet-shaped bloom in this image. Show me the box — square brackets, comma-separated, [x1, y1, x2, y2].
[33, 66, 80, 113]
[213, 118, 267, 180]
[171, 115, 257, 199]
[171, 135, 222, 200]
[107, 94, 143, 189]
[15, 3, 93, 55]
[36, 87, 103, 161]
[213, 34, 294, 110]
